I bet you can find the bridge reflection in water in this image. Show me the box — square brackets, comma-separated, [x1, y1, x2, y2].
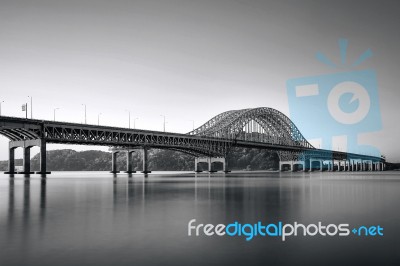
[1, 172, 399, 266]
[0, 107, 385, 176]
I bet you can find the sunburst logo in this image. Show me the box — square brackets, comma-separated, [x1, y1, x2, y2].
[286, 38, 382, 156]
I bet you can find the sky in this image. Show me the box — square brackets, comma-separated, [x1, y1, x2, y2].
[0, 0, 399, 161]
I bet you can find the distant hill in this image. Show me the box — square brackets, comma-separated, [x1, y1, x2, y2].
[0, 148, 279, 172]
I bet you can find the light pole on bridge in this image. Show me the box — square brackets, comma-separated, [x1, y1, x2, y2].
[28, 96, 33, 119]
[160, 115, 166, 132]
[98, 113, 102, 125]
[81, 104, 87, 124]
[53, 108, 60, 121]
[125, 110, 131, 129]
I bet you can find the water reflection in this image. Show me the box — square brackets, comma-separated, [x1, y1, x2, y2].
[1, 172, 400, 266]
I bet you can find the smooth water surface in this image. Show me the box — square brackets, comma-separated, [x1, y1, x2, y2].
[0, 171, 399, 266]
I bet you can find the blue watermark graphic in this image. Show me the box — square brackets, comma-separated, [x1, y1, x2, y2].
[286, 39, 382, 157]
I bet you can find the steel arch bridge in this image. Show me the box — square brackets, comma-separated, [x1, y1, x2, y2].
[188, 107, 314, 158]
[0, 107, 384, 174]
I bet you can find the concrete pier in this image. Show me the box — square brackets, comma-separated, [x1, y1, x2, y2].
[125, 151, 136, 173]
[141, 147, 151, 174]
[194, 157, 228, 173]
[110, 151, 120, 173]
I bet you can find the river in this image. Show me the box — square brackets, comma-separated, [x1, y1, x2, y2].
[0, 171, 399, 266]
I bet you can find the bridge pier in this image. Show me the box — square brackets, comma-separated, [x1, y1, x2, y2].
[5, 147, 16, 174]
[279, 161, 293, 172]
[208, 158, 214, 172]
[309, 159, 322, 172]
[194, 157, 228, 173]
[110, 151, 120, 173]
[22, 147, 34, 174]
[36, 139, 50, 174]
[323, 160, 330, 171]
[345, 161, 349, 171]
[292, 161, 305, 172]
[280, 160, 305, 172]
[194, 158, 201, 172]
[124, 151, 136, 173]
[222, 158, 230, 173]
[209, 157, 227, 172]
[379, 162, 384, 171]
[4, 139, 50, 175]
[141, 147, 151, 174]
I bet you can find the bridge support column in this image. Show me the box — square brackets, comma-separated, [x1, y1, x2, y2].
[194, 158, 202, 172]
[325, 161, 330, 171]
[222, 158, 230, 173]
[338, 161, 341, 172]
[208, 158, 213, 172]
[304, 159, 310, 172]
[21, 147, 34, 174]
[110, 151, 120, 174]
[4, 147, 16, 174]
[36, 139, 50, 175]
[125, 151, 136, 173]
[141, 147, 151, 174]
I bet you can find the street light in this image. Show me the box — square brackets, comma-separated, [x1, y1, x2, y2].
[0, 100, 4, 116]
[160, 115, 166, 132]
[125, 110, 131, 128]
[53, 107, 60, 121]
[81, 104, 87, 124]
[98, 113, 102, 125]
[28, 96, 32, 118]
[134, 117, 139, 129]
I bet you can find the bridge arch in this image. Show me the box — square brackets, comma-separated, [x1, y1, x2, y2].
[188, 107, 314, 149]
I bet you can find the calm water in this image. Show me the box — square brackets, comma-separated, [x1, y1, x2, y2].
[0, 171, 399, 266]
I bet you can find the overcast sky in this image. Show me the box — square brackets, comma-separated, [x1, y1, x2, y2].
[0, 0, 399, 161]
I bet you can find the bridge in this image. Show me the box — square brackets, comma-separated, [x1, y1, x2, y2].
[0, 107, 385, 175]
